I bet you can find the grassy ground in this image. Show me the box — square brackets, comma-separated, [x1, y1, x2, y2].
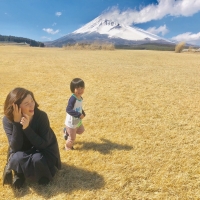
[0, 46, 200, 199]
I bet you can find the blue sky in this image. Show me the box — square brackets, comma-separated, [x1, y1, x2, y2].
[1, 0, 200, 45]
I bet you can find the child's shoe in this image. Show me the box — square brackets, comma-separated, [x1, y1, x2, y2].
[13, 171, 25, 189]
[2, 164, 12, 186]
[63, 127, 69, 140]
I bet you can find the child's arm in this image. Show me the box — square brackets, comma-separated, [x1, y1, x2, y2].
[66, 96, 82, 118]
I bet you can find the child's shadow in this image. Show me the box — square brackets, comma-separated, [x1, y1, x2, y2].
[76, 138, 133, 154]
[12, 163, 105, 199]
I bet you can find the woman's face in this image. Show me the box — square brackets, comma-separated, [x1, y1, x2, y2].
[19, 94, 35, 117]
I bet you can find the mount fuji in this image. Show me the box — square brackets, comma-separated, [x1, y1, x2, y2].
[45, 15, 174, 47]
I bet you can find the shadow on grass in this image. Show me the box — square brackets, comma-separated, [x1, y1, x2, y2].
[11, 163, 105, 199]
[76, 138, 133, 154]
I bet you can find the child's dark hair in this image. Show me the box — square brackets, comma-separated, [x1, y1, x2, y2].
[70, 78, 85, 93]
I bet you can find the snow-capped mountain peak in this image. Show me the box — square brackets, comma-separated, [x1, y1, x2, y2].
[73, 17, 119, 34]
[45, 15, 174, 47]
[73, 16, 166, 42]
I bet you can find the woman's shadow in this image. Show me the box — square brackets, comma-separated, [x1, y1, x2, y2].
[76, 138, 133, 154]
[12, 163, 105, 198]
[12, 139, 132, 198]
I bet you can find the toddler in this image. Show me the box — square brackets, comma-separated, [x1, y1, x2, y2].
[64, 78, 86, 150]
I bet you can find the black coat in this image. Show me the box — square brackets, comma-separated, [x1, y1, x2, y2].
[3, 108, 61, 180]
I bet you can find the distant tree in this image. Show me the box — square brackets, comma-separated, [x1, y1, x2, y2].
[0, 34, 45, 47]
[63, 42, 115, 50]
[175, 42, 185, 53]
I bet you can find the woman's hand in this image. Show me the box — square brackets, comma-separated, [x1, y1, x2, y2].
[12, 103, 22, 122]
[20, 114, 30, 129]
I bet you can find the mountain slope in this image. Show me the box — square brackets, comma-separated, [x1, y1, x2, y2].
[45, 15, 173, 47]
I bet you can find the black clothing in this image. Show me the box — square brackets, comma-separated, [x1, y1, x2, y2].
[2, 108, 61, 182]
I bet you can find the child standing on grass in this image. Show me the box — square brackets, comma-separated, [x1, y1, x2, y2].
[63, 78, 86, 150]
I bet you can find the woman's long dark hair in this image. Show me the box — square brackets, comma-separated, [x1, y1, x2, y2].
[4, 87, 39, 121]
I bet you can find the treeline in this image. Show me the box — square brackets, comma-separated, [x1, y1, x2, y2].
[63, 42, 115, 50]
[115, 43, 175, 51]
[0, 34, 45, 47]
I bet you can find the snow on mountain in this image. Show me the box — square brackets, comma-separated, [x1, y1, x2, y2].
[73, 16, 163, 41]
[45, 15, 173, 47]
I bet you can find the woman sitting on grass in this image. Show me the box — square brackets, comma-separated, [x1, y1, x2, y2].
[2, 87, 61, 189]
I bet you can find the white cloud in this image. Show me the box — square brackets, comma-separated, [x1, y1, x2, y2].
[55, 12, 62, 17]
[146, 25, 169, 36]
[171, 32, 200, 44]
[43, 28, 59, 34]
[52, 23, 57, 26]
[101, 0, 200, 25]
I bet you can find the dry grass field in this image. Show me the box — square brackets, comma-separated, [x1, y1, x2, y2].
[0, 46, 200, 199]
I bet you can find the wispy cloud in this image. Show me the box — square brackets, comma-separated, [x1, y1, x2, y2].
[171, 32, 200, 44]
[146, 25, 169, 36]
[55, 12, 62, 17]
[102, 0, 200, 25]
[52, 23, 57, 26]
[41, 36, 52, 41]
[43, 28, 59, 34]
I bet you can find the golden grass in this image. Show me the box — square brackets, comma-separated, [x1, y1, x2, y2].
[1, 46, 200, 199]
